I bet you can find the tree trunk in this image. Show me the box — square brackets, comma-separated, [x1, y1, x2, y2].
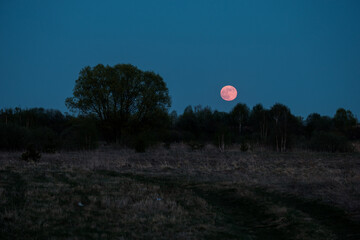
[218, 134, 225, 152]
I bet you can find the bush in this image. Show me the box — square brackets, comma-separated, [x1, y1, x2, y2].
[162, 130, 182, 148]
[124, 130, 159, 153]
[21, 144, 41, 162]
[240, 141, 249, 152]
[134, 137, 147, 153]
[309, 131, 354, 152]
[187, 141, 205, 151]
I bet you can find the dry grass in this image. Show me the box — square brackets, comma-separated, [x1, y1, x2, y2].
[0, 165, 216, 239]
[0, 143, 359, 239]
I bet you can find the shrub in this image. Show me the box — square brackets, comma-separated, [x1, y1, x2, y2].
[162, 130, 182, 148]
[21, 144, 41, 162]
[240, 141, 249, 152]
[134, 137, 147, 153]
[309, 131, 354, 152]
[124, 130, 159, 153]
[187, 141, 205, 151]
[163, 141, 171, 150]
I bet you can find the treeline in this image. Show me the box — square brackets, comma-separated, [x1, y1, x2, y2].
[0, 108, 98, 151]
[0, 104, 359, 152]
[169, 104, 359, 152]
[1, 63, 359, 153]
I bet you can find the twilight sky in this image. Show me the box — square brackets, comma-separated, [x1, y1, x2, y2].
[1, 0, 359, 118]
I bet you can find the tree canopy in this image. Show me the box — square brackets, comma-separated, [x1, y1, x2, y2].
[65, 64, 171, 142]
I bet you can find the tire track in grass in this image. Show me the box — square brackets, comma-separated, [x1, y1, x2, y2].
[251, 186, 360, 240]
[113, 171, 360, 240]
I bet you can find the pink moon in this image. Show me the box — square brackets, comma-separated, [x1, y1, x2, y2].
[220, 85, 237, 101]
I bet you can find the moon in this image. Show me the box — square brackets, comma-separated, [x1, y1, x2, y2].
[220, 85, 237, 101]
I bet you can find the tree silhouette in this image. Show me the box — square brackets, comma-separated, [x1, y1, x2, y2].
[270, 103, 291, 152]
[305, 113, 332, 138]
[250, 104, 269, 143]
[333, 108, 357, 134]
[230, 103, 250, 136]
[66, 64, 171, 143]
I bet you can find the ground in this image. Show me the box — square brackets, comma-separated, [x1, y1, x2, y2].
[0, 144, 360, 239]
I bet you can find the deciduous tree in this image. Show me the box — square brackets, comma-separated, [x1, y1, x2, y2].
[66, 64, 171, 142]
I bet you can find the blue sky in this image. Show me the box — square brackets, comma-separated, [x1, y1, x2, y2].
[1, 0, 359, 118]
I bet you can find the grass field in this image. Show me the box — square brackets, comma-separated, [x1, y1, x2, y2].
[1, 144, 360, 239]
